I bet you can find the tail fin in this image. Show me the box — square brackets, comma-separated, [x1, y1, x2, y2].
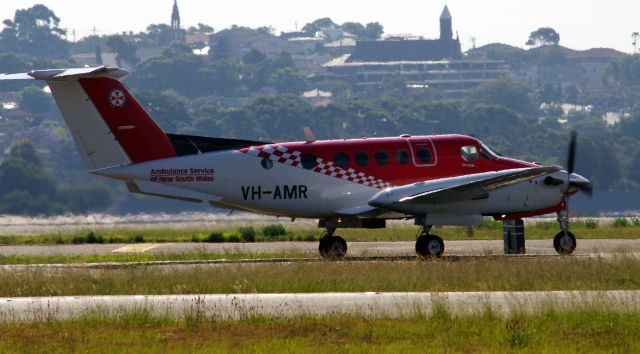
[0, 66, 176, 169]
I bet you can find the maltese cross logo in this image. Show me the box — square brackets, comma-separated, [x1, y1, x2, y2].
[108, 89, 126, 108]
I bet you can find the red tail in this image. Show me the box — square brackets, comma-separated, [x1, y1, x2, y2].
[79, 77, 176, 164]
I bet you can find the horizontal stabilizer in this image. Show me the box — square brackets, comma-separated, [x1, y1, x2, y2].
[0, 66, 128, 81]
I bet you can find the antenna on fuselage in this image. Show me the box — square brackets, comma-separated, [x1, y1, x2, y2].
[302, 127, 316, 144]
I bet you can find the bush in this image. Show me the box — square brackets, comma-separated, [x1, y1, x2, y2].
[612, 218, 629, 228]
[206, 232, 224, 243]
[480, 219, 502, 229]
[86, 232, 104, 244]
[131, 234, 145, 243]
[239, 226, 256, 242]
[262, 224, 286, 239]
[72, 235, 85, 244]
[224, 231, 241, 243]
[584, 218, 598, 229]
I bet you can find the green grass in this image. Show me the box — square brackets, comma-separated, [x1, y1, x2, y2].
[2, 219, 640, 246]
[0, 308, 637, 353]
[0, 250, 313, 265]
[1, 256, 639, 297]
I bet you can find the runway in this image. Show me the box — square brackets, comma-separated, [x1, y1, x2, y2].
[1, 291, 638, 322]
[2, 239, 640, 257]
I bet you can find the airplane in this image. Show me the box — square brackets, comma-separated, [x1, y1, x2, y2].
[0, 66, 592, 259]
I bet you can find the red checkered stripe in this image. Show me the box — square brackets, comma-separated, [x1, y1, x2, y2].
[244, 146, 393, 189]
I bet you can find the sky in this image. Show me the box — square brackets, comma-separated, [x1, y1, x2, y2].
[0, 0, 638, 53]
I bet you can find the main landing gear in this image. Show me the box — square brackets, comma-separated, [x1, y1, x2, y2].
[415, 226, 445, 258]
[318, 227, 348, 259]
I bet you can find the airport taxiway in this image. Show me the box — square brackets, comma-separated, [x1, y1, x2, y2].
[1, 239, 639, 257]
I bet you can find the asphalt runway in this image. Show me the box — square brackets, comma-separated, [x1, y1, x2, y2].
[1, 291, 638, 322]
[1, 239, 640, 257]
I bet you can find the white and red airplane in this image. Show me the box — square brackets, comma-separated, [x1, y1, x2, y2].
[0, 67, 592, 258]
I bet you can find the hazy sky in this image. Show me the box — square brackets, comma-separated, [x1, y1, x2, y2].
[1, 0, 638, 53]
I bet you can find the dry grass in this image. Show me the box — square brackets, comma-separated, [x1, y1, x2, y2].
[1, 255, 638, 297]
[0, 308, 637, 353]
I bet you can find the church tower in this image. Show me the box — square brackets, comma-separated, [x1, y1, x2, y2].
[169, 0, 186, 42]
[171, 0, 181, 31]
[439, 5, 453, 40]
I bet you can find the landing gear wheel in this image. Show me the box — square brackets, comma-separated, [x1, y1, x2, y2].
[319, 236, 347, 259]
[415, 234, 444, 258]
[554, 231, 576, 255]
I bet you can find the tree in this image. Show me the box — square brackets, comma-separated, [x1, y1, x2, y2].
[467, 79, 537, 116]
[106, 35, 139, 67]
[271, 68, 307, 95]
[364, 22, 384, 40]
[242, 49, 267, 65]
[341, 22, 384, 40]
[188, 23, 214, 34]
[18, 85, 52, 116]
[0, 4, 69, 58]
[302, 18, 337, 35]
[526, 27, 560, 47]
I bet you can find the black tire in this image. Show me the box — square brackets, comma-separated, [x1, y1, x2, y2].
[319, 236, 348, 259]
[553, 231, 576, 255]
[415, 234, 445, 258]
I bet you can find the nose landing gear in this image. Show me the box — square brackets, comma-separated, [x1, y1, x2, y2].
[554, 208, 577, 254]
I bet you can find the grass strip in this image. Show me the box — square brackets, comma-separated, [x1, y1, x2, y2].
[0, 309, 637, 353]
[1, 220, 640, 246]
[1, 256, 638, 296]
[0, 250, 313, 265]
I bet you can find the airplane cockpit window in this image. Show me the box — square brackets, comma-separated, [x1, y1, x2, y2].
[375, 150, 390, 165]
[301, 153, 319, 170]
[396, 149, 410, 165]
[479, 141, 500, 159]
[416, 148, 432, 163]
[460, 146, 478, 162]
[335, 152, 350, 168]
[355, 151, 369, 167]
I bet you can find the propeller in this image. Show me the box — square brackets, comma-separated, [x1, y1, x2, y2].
[565, 131, 593, 197]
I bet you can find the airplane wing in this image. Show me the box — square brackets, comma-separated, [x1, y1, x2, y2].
[369, 166, 561, 209]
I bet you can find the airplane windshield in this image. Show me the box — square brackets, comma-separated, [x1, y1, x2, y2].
[479, 142, 501, 159]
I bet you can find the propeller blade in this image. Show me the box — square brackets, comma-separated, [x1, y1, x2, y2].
[567, 131, 577, 174]
[569, 173, 593, 198]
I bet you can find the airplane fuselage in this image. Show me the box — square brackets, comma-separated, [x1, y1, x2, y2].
[98, 134, 569, 221]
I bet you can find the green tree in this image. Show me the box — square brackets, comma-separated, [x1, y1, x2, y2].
[18, 85, 52, 115]
[271, 68, 307, 95]
[467, 79, 537, 116]
[0, 4, 69, 58]
[106, 35, 139, 66]
[526, 27, 560, 47]
[302, 18, 337, 35]
[242, 49, 267, 65]
[364, 22, 384, 40]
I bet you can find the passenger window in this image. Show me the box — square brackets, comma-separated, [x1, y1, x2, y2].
[460, 146, 478, 162]
[334, 152, 350, 168]
[416, 148, 432, 163]
[261, 158, 273, 170]
[480, 150, 491, 161]
[396, 149, 410, 165]
[375, 150, 390, 165]
[301, 153, 318, 170]
[355, 151, 369, 167]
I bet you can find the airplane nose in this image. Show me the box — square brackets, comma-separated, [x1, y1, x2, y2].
[569, 173, 593, 197]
